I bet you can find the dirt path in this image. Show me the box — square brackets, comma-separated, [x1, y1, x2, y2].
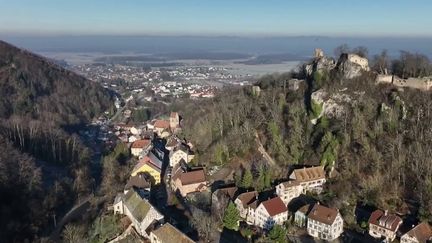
[255, 132, 278, 167]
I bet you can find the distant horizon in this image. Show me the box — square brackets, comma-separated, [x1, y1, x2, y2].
[3, 35, 432, 60]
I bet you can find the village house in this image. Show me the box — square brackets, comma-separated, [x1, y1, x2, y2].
[254, 196, 288, 230]
[306, 203, 344, 241]
[169, 144, 194, 167]
[401, 222, 432, 243]
[368, 209, 403, 242]
[234, 191, 259, 225]
[113, 189, 164, 238]
[131, 152, 163, 184]
[165, 136, 180, 151]
[131, 139, 152, 157]
[289, 166, 326, 193]
[154, 120, 171, 138]
[124, 172, 152, 198]
[150, 223, 194, 243]
[171, 166, 207, 196]
[275, 180, 303, 205]
[169, 112, 181, 132]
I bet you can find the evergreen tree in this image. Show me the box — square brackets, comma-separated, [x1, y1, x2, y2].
[223, 202, 240, 231]
[268, 225, 287, 243]
[241, 169, 253, 188]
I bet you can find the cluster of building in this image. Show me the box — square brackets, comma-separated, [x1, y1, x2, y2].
[72, 63, 251, 101]
[112, 112, 210, 242]
[150, 82, 216, 99]
[212, 166, 343, 240]
[213, 165, 432, 242]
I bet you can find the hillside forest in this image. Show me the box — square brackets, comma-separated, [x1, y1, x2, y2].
[174, 47, 432, 230]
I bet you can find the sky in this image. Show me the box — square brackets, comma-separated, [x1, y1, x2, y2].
[1, 0, 432, 37]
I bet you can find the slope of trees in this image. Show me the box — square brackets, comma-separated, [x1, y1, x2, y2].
[0, 40, 114, 241]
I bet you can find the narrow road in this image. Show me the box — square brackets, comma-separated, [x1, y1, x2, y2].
[49, 195, 93, 241]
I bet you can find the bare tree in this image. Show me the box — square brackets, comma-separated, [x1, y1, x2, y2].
[353, 46, 369, 58]
[373, 50, 390, 74]
[334, 44, 350, 57]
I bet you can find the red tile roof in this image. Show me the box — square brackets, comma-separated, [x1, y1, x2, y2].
[405, 222, 432, 242]
[262, 197, 287, 217]
[131, 139, 151, 149]
[369, 210, 402, 232]
[176, 168, 206, 185]
[307, 203, 339, 225]
[154, 120, 170, 129]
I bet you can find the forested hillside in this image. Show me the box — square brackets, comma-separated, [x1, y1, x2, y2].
[0, 41, 114, 242]
[176, 51, 432, 229]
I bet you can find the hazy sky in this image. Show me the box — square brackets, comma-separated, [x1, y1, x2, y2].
[1, 0, 431, 37]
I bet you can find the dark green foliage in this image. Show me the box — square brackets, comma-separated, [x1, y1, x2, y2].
[268, 224, 288, 243]
[223, 202, 240, 231]
[240, 168, 253, 189]
[131, 108, 151, 123]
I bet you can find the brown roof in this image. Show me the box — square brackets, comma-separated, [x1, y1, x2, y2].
[261, 197, 288, 217]
[280, 180, 301, 188]
[131, 139, 151, 149]
[405, 222, 432, 242]
[237, 191, 258, 208]
[292, 166, 325, 182]
[307, 203, 340, 225]
[176, 168, 206, 185]
[151, 223, 195, 243]
[154, 120, 170, 129]
[368, 210, 402, 232]
[216, 186, 238, 199]
[125, 173, 151, 190]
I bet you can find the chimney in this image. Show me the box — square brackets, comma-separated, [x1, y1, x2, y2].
[384, 210, 388, 216]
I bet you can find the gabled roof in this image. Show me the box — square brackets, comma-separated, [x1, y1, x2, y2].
[151, 223, 194, 243]
[125, 173, 151, 190]
[154, 120, 170, 129]
[261, 197, 288, 217]
[307, 203, 340, 225]
[123, 189, 155, 222]
[405, 222, 432, 242]
[368, 210, 402, 232]
[131, 139, 151, 149]
[291, 166, 325, 182]
[174, 168, 206, 185]
[236, 191, 258, 208]
[132, 155, 162, 174]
